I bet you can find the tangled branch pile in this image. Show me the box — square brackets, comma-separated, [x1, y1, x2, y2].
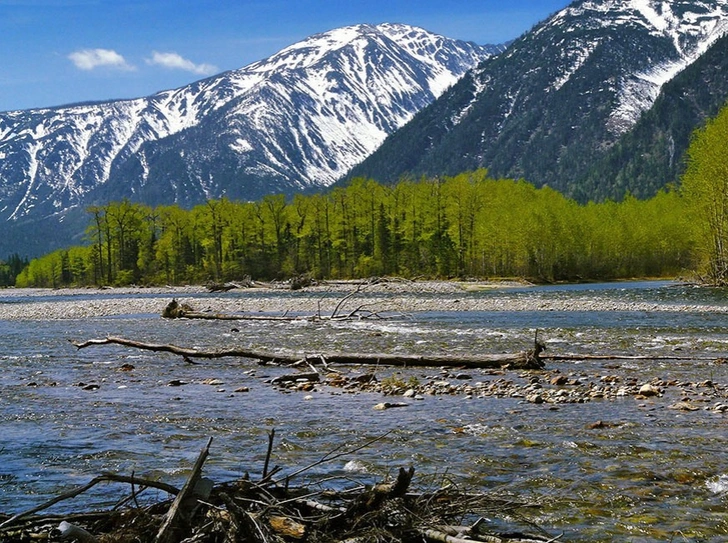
[0, 434, 558, 543]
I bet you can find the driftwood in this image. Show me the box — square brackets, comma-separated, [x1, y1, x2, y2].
[57, 521, 98, 542]
[349, 465, 415, 512]
[543, 353, 713, 361]
[0, 474, 180, 530]
[422, 527, 562, 543]
[206, 282, 239, 292]
[155, 436, 213, 543]
[206, 276, 259, 291]
[71, 335, 546, 370]
[163, 301, 294, 321]
[0, 433, 551, 543]
[70, 330, 711, 378]
[162, 282, 399, 322]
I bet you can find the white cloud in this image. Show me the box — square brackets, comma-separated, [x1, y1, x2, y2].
[146, 51, 218, 75]
[68, 48, 135, 71]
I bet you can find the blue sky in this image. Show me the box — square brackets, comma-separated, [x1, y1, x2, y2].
[0, 0, 570, 112]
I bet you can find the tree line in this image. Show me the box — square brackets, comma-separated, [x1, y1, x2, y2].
[0, 254, 29, 287]
[14, 170, 698, 288]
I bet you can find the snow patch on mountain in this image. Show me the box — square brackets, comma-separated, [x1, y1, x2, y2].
[538, 0, 728, 134]
[0, 23, 494, 225]
[610, 1, 728, 132]
[632, 0, 671, 32]
[610, 60, 687, 132]
[551, 38, 600, 91]
[9, 141, 41, 220]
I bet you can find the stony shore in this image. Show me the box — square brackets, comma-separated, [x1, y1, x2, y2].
[0, 278, 726, 320]
[17, 278, 724, 414]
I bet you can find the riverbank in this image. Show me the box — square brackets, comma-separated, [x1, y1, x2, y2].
[0, 279, 724, 320]
[3, 280, 728, 541]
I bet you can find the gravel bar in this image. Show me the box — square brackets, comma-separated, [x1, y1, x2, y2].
[1, 280, 726, 320]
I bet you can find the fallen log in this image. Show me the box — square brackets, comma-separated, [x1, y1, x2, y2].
[271, 371, 320, 385]
[71, 336, 545, 369]
[206, 282, 240, 292]
[168, 309, 299, 321]
[162, 299, 300, 321]
[542, 353, 714, 361]
[162, 287, 401, 322]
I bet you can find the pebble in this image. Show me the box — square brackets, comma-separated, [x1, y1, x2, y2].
[310, 368, 728, 412]
[638, 384, 661, 397]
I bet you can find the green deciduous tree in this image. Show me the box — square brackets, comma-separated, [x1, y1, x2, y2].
[681, 105, 728, 284]
[15, 169, 698, 287]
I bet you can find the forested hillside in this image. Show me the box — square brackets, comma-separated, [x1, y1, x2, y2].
[345, 1, 728, 203]
[16, 171, 695, 288]
[580, 32, 728, 200]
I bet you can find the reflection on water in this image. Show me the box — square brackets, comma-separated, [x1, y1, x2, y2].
[2, 281, 728, 541]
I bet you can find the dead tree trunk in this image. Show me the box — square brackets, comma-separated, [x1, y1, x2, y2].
[71, 336, 545, 369]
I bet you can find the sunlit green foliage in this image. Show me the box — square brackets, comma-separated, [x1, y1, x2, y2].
[15, 171, 696, 287]
[681, 105, 728, 285]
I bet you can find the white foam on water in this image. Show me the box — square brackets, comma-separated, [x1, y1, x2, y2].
[343, 459, 368, 473]
[706, 474, 728, 494]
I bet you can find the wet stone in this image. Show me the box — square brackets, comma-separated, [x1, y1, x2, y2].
[638, 384, 661, 397]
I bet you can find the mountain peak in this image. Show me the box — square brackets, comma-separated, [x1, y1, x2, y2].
[552, 0, 728, 132]
[347, 0, 728, 202]
[0, 22, 497, 257]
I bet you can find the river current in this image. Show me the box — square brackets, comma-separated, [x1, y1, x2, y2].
[2, 281, 728, 541]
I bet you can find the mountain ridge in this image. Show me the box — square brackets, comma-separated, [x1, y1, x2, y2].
[580, 30, 728, 199]
[346, 0, 728, 202]
[5, 1, 728, 259]
[0, 23, 498, 257]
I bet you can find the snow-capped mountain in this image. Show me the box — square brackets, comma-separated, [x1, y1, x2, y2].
[0, 23, 497, 256]
[546, 0, 728, 133]
[348, 0, 728, 202]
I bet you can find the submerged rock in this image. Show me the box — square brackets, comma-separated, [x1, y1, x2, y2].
[373, 402, 409, 410]
[668, 401, 699, 411]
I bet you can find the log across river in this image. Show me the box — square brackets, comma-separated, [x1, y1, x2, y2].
[71, 335, 547, 370]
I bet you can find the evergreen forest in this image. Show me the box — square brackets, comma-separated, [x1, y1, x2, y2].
[13, 171, 698, 288]
[0, 254, 28, 287]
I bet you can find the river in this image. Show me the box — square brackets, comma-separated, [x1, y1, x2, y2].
[2, 280, 728, 541]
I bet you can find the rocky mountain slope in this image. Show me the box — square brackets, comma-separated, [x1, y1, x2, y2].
[0, 23, 497, 257]
[581, 31, 728, 199]
[347, 0, 728, 202]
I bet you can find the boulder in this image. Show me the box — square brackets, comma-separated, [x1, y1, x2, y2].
[638, 384, 661, 397]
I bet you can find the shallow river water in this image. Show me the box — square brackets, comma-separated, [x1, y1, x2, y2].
[2, 281, 728, 541]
